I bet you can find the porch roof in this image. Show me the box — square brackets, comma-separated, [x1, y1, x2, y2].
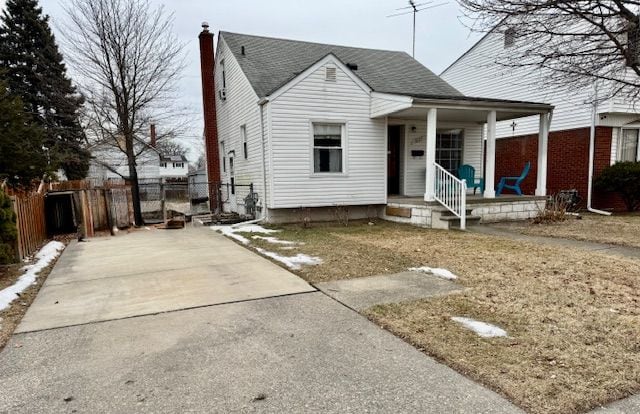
[372, 92, 554, 122]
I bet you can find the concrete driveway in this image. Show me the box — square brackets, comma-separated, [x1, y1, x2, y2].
[0, 227, 521, 413]
[16, 228, 313, 333]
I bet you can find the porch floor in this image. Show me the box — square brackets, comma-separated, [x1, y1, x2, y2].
[387, 194, 547, 207]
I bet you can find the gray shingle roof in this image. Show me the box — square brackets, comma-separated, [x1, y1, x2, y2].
[220, 31, 462, 99]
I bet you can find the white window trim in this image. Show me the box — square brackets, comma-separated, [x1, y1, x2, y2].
[220, 141, 226, 173]
[618, 127, 640, 162]
[309, 120, 349, 177]
[435, 128, 465, 174]
[241, 124, 248, 159]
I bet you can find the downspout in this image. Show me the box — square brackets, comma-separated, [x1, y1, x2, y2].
[587, 82, 612, 216]
[258, 98, 269, 222]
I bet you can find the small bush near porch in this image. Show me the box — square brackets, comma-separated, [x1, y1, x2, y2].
[244, 221, 640, 414]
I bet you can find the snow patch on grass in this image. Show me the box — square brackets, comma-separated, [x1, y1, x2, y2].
[255, 247, 322, 270]
[452, 317, 508, 338]
[409, 266, 458, 280]
[211, 224, 280, 244]
[251, 235, 298, 245]
[232, 224, 279, 234]
[0, 241, 65, 311]
[210, 226, 250, 244]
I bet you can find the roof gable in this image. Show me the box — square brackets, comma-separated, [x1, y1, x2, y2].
[219, 31, 462, 99]
[268, 53, 371, 101]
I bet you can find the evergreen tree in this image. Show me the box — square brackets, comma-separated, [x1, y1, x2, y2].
[0, 0, 89, 180]
[0, 80, 48, 186]
[0, 186, 18, 264]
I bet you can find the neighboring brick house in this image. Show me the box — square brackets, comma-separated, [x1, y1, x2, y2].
[442, 28, 637, 211]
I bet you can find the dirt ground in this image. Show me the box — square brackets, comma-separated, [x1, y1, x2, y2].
[235, 220, 640, 414]
[498, 212, 640, 249]
[0, 240, 67, 351]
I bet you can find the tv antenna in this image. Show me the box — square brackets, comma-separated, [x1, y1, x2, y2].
[387, 1, 447, 57]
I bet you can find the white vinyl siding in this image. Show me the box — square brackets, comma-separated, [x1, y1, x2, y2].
[370, 93, 413, 118]
[441, 30, 594, 138]
[215, 37, 265, 214]
[269, 59, 386, 208]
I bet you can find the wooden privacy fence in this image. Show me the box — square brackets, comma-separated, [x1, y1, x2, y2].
[75, 187, 133, 237]
[10, 192, 47, 260]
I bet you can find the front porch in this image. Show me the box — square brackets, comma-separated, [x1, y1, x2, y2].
[384, 195, 547, 230]
[375, 93, 554, 229]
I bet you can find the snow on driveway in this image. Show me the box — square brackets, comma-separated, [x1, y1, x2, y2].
[0, 241, 65, 311]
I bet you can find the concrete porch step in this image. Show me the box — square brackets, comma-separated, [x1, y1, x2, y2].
[438, 214, 482, 229]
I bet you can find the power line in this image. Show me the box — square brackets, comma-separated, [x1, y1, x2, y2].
[387, 0, 447, 57]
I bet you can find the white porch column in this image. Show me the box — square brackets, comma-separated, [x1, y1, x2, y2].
[424, 108, 437, 201]
[535, 112, 550, 196]
[484, 110, 497, 198]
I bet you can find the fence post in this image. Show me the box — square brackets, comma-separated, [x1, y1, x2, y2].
[160, 179, 166, 222]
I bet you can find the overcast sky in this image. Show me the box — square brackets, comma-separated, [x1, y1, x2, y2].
[2, 0, 481, 161]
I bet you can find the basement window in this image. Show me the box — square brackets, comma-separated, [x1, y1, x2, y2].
[313, 123, 343, 173]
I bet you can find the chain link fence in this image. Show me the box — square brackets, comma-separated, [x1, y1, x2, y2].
[137, 178, 257, 222]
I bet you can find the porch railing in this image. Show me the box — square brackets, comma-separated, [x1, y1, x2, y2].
[434, 162, 467, 230]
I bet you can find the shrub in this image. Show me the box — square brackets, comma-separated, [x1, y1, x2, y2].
[0, 187, 18, 264]
[594, 162, 640, 212]
[532, 194, 569, 224]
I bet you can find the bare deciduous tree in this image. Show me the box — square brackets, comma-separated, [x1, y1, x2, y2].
[458, 0, 640, 101]
[63, 0, 186, 225]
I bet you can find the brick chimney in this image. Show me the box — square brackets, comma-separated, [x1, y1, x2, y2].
[150, 123, 157, 148]
[199, 22, 221, 210]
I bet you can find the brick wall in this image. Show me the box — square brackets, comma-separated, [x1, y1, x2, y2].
[199, 26, 221, 207]
[490, 127, 626, 211]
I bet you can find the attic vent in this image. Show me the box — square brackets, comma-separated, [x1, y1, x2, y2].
[346, 63, 358, 70]
[325, 66, 337, 82]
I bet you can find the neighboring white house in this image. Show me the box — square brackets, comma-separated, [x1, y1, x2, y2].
[441, 26, 639, 211]
[201, 30, 553, 227]
[87, 144, 160, 183]
[159, 155, 189, 179]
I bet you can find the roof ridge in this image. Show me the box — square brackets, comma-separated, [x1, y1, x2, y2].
[219, 31, 410, 56]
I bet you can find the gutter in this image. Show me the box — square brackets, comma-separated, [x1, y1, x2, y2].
[587, 83, 612, 216]
[258, 97, 270, 221]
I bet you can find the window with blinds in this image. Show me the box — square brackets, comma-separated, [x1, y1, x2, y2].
[313, 123, 343, 173]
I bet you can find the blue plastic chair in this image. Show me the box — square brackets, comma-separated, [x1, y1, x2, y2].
[496, 162, 531, 196]
[457, 164, 485, 195]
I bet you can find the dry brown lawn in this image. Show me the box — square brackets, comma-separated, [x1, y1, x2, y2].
[501, 213, 640, 249]
[236, 220, 640, 414]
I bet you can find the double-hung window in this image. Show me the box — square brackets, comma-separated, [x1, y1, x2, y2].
[313, 123, 343, 173]
[620, 128, 640, 162]
[436, 129, 463, 174]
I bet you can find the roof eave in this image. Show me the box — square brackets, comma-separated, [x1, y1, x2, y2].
[411, 96, 554, 113]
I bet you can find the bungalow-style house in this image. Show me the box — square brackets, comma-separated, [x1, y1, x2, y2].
[441, 27, 636, 212]
[87, 124, 161, 184]
[198, 24, 554, 229]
